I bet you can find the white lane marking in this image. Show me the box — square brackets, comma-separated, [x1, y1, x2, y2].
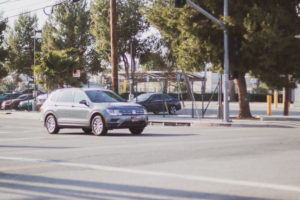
[1, 156, 300, 193]
[0, 137, 51, 142]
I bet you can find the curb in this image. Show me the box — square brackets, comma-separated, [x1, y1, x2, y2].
[148, 120, 297, 128]
[261, 117, 300, 121]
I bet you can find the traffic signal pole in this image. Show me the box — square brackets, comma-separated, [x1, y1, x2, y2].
[186, 0, 230, 122]
[223, 0, 230, 122]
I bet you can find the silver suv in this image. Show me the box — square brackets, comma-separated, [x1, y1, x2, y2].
[41, 88, 148, 136]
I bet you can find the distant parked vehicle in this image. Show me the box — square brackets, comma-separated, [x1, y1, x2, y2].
[1, 94, 33, 110]
[0, 93, 22, 108]
[41, 88, 148, 135]
[18, 93, 50, 111]
[133, 93, 181, 115]
[18, 99, 34, 111]
[36, 93, 50, 106]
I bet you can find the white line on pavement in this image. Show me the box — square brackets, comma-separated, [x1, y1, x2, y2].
[1, 156, 300, 193]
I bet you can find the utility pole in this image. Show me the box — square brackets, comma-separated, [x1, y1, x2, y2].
[110, 0, 118, 93]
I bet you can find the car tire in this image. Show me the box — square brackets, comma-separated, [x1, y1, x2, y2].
[45, 114, 59, 134]
[82, 128, 92, 133]
[91, 115, 107, 136]
[168, 105, 177, 115]
[129, 126, 144, 135]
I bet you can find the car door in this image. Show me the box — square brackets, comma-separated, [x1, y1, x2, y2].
[55, 89, 74, 125]
[71, 90, 91, 127]
[148, 94, 164, 112]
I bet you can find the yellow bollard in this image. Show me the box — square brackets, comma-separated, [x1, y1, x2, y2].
[274, 91, 278, 109]
[267, 95, 272, 116]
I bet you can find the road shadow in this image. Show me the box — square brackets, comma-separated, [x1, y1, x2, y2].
[56, 131, 196, 137]
[0, 145, 76, 149]
[0, 173, 275, 200]
[104, 133, 196, 137]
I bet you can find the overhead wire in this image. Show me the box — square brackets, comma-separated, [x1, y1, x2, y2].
[3, 0, 53, 15]
[0, 0, 24, 5]
[0, 0, 70, 23]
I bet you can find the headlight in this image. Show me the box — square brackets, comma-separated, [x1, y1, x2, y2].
[143, 108, 148, 115]
[106, 109, 122, 116]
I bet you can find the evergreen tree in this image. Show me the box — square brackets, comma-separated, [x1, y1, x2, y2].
[35, 48, 85, 90]
[39, 0, 93, 88]
[5, 14, 39, 77]
[145, 0, 300, 118]
[90, 0, 149, 82]
[0, 17, 8, 80]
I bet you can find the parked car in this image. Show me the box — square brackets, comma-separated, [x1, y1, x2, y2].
[0, 93, 21, 106]
[18, 93, 50, 111]
[133, 93, 181, 115]
[41, 88, 148, 136]
[1, 94, 33, 110]
[18, 99, 34, 111]
[37, 93, 50, 106]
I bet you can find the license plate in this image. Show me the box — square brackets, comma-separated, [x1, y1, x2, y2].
[131, 116, 141, 122]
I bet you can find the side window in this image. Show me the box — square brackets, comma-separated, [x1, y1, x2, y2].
[164, 94, 172, 101]
[74, 91, 87, 103]
[50, 91, 59, 102]
[57, 90, 74, 103]
[152, 95, 162, 102]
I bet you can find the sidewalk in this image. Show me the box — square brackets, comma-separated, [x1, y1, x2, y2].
[1, 102, 300, 128]
[148, 102, 300, 128]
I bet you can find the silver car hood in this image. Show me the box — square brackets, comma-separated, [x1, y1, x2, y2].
[92, 102, 143, 109]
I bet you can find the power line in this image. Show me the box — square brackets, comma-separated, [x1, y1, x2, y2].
[3, 0, 52, 15]
[0, 0, 24, 5]
[0, 0, 71, 22]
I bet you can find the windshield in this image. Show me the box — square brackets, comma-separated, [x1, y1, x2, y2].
[85, 90, 125, 103]
[134, 93, 153, 102]
[18, 94, 29, 99]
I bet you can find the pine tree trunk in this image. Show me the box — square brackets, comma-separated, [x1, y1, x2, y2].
[229, 80, 236, 102]
[283, 86, 291, 116]
[163, 79, 168, 93]
[236, 74, 252, 118]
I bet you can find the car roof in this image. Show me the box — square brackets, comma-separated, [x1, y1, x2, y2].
[53, 87, 112, 92]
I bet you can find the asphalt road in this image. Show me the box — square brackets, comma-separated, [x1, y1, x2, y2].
[1, 117, 300, 200]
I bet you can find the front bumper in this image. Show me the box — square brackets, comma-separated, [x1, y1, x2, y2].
[106, 115, 148, 129]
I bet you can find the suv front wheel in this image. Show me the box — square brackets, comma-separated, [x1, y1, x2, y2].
[91, 115, 107, 136]
[45, 114, 59, 134]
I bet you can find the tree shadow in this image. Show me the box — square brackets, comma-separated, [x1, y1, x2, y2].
[0, 145, 76, 149]
[0, 173, 275, 200]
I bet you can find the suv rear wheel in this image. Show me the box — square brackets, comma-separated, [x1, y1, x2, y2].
[91, 115, 107, 136]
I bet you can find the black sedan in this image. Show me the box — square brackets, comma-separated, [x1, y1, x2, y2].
[133, 93, 181, 115]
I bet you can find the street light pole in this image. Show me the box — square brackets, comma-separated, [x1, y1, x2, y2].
[32, 30, 41, 111]
[32, 33, 37, 111]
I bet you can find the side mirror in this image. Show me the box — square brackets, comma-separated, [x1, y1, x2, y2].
[79, 100, 89, 106]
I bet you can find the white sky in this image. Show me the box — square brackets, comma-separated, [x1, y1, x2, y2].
[0, 0, 60, 28]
